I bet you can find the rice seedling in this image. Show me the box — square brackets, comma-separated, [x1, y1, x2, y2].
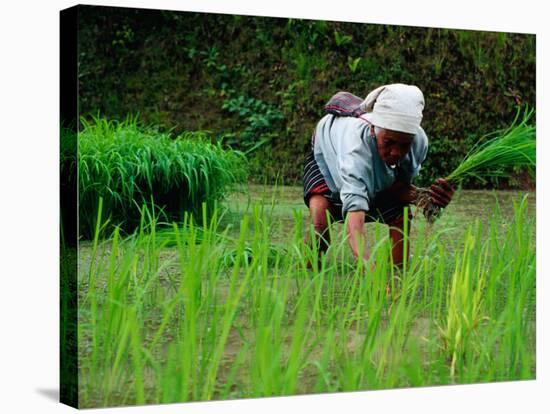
[74, 187, 535, 408]
[74, 115, 248, 239]
[416, 107, 535, 222]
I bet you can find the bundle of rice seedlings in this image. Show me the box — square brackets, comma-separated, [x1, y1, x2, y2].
[416, 107, 536, 222]
[77, 115, 248, 238]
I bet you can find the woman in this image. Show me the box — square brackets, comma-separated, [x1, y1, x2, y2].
[303, 83, 454, 267]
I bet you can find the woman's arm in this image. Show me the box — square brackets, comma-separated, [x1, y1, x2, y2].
[386, 180, 418, 204]
[346, 210, 370, 260]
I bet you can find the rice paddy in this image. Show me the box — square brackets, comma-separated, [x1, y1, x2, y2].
[71, 185, 536, 408]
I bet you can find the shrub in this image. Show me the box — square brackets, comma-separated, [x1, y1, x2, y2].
[221, 95, 285, 154]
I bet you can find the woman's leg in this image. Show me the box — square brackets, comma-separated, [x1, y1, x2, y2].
[306, 194, 333, 255]
[387, 213, 411, 267]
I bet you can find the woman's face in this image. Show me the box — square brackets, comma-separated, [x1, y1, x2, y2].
[374, 127, 414, 166]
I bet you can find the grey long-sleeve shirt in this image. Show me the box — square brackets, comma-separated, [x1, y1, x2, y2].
[313, 113, 428, 216]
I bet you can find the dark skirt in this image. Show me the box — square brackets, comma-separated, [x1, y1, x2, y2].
[303, 142, 410, 225]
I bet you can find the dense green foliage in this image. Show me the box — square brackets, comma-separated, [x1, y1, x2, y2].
[76, 191, 535, 407]
[77, 6, 535, 187]
[72, 116, 248, 239]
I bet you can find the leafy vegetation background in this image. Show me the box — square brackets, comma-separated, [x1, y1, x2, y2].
[77, 5, 535, 188]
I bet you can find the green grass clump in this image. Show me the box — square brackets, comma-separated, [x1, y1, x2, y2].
[73, 115, 248, 239]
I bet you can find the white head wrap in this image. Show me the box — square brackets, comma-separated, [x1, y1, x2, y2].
[360, 84, 425, 134]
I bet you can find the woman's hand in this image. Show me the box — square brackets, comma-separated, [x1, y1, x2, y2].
[346, 211, 370, 260]
[385, 180, 418, 204]
[430, 178, 455, 208]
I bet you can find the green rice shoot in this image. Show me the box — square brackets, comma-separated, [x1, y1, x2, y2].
[446, 106, 535, 184]
[417, 107, 535, 222]
[71, 189, 536, 407]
